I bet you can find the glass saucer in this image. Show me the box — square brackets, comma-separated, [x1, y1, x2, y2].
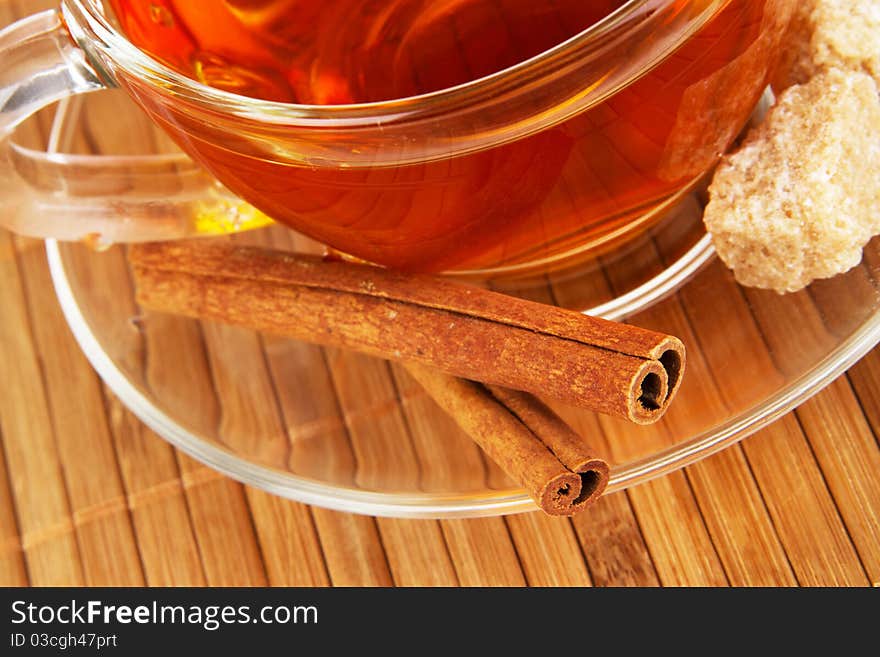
[31, 94, 880, 518]
[47, 213, 880, 518]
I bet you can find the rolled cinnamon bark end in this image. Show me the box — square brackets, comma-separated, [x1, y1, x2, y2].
[408, 365, 610, 516]
[627, 337, 686, 424]
[572, 458, 611, 508]
[539, 471, 587, 516]
[484, 384, 609, 511]
[536, 456, 609, 514]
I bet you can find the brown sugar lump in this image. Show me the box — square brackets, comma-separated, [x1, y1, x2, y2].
[774, 0, 880, 90]
[704, 68, 880, 294]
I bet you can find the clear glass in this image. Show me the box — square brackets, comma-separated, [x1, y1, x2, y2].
[40, 92, 880, 518]
[7, 1, 859, 519]
[2, 0, 796, 274]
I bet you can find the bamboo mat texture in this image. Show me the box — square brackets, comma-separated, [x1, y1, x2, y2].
[1, 0, 879, 587]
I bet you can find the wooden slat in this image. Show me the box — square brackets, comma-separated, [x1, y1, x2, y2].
[0, 427, 28, 585]
[668, 254, 869, 585]
[102, 393, 206, 586]
[545, 391, 660, 584]
[649, 206, 869, 585]
[14, 238, 144, 585]
[320, 347, 459, 584]
[684, 448, 796, 585]
[310, 510, 393, 586]
[847, 349, 880, 449]
[737, 289, 869, 585]
[850, 250, 880, 463]
[846, 345, 880, 576]
[551, 245, 729, 586]
[441, 518, 526, 586]
[199, 324, 291, 469]
[0, 231, 83, 585]
[746, 271, 880, 584]
[634, 291, 794, 586]
[0, 48, 70, 576]
[72, 240, 267, 585]
[64, 79, 273, 585]
[794, 267, 880, 582]
[244, 490, 329, 587]
[138, 310, 267, 586]
[261, 335, 357, 484]
[618, 473, 728, 585]
[0, 0, 37, 588]
[604, 214, 805, 585]
[324, 350, 422, 491]
[741, 414, 868, 586]
[174, 235, 326, 588]
[262, 326, 394, 585]
[176, 456, 269, 586]
[794, 380, 880, 582]
[376, 519, 459, 586]
[570, 493, 660, 587]
[483, 279, 600, 586]
[3, 0, 879, 585]
[504, 513, 592, 586]
[198, 322, 329, 586]
[246, 228, 402, 586]
[389, 364, 489, 494]
[63, 243, 207, 585]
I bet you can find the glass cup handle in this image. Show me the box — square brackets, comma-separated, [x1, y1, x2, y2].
[0, 10, 271, 243]
[0, 10, 104, 133]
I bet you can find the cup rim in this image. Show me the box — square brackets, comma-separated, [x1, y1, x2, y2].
[65, 0, 696, 124]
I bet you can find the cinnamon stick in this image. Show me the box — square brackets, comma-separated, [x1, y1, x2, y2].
[405, 363, 609, 515]
[129, 241, 685, 423]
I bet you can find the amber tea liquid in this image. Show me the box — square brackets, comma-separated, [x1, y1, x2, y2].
[109, 0, 791, 272]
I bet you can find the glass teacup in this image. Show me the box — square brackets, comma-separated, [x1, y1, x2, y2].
[1, 0, 795, 275]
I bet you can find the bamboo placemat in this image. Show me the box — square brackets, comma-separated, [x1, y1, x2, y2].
[1, 0, 879, 588]
[3, 226, 879, 586]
